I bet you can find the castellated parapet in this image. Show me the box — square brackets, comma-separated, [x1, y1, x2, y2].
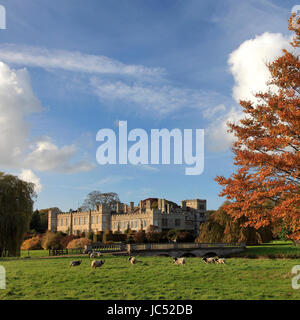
[48, 198, 207, 237]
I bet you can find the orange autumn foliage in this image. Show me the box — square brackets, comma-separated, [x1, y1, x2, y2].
[215, 16, 300, 240]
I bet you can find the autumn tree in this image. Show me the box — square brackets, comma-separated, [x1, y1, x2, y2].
[0, 172, 36, 257]
[80, 191, 120, 211]
[216, 16, 300, 239]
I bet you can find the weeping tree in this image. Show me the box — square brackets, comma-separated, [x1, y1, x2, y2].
[196, 202, 273, 245]
[0, 172, 36, 257]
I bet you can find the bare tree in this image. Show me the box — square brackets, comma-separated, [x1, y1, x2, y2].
[80, 191, 120, 211]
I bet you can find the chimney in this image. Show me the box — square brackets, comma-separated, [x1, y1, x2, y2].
[181, 200, 186, 210]
[167, 203, 170, 213]
[116, 202, 122, 214]
[130, 202, 134, 213]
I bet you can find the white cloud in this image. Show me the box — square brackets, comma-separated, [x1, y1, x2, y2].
[202, 104, 226, 119]
[19, 169, 42, 193]
[207, 32, 290, 152]
[91, 78, 223, 114]
[0, 44, 163, 77]
[228, 32, 290, 103]
[0, 62, 42, 167]
[0, 61, 96, 174]
[206, 106, 244, 152]
[24, 137, 96, 174]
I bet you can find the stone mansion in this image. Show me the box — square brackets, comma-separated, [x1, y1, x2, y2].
[48, 198, 207, 237]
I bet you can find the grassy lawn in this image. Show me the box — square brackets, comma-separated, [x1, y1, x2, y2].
[244, 240, 300, 257]
[0, 254, 300, 300]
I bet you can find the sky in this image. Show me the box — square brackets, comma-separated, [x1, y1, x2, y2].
[0, 0, 296, 211]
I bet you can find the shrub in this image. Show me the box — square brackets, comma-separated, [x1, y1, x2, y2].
[177, 231, 195, 243]
[93, 231, 103, 243]
[21, 235, 43, 250]
[41, 231, 64, 250]
[66, 237, 92, 249]
[146, 231, 164, 243]
[167, 229, 180, 241]
[59, 234, 79, 249]
[103, 230, 113, 243]
[134, 230, 146, 243]
[112, 233, 126, 242]
[87, 231, 94, 241]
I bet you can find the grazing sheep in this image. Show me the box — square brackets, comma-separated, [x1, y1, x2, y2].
[216, 258, 226, 264]
[89, 252, 98, 259]
[69, 260, 82, 267]
[173, 257, 185, 265]
[202, 257, 216, 264]
[91, 260, 105, 269]
[128, 256, 141, 265]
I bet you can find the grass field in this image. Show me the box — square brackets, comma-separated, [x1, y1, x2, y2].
[1, 252, 300, 300]
[242, 240, 300, 257]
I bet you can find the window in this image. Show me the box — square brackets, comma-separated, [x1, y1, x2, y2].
[91, 216, 94, 224]
[84, 217, 87, 225]
[96, 216, 99, 224]
[79, 217, 82, 225]
[74, 218, 77, 225]
[144, 220, 147, 227]
[175, 219, 181, 227]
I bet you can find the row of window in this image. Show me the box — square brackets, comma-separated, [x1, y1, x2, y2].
[58, 216, 99, 227]
[113, 220, 148, 230]
[59, 217, 182, 228]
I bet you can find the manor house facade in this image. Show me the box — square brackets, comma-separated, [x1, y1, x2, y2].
[48, 198, 207, 237]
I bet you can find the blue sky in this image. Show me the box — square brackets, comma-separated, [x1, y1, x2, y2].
[0, 0, 295, 211]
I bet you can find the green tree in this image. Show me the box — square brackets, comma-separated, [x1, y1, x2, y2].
[29, 210, 41, 232]
[196, 202, 273, 245]
[0, 172, 36, 257]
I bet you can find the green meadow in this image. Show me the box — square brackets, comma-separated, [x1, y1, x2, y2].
[1, 247, 300, 300]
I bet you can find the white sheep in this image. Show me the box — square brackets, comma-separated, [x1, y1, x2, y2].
[202, 257, 216, 264]
[173, 257, 185, 265]
[89, 252, 98, 259]
[216, 258, 226, 264]
[91, 260, 105, 269]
